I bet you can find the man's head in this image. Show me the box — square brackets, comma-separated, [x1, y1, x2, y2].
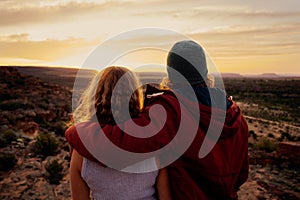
[167, 40, 208, 86]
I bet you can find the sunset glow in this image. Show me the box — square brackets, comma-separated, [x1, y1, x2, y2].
[0, 0, 299, 74]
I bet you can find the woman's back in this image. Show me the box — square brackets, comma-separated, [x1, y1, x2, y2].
[68, 67, 171, 200]
[81, 157, 158, 200]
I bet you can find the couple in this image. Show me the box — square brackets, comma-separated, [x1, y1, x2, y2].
[65, 40, 249, 200]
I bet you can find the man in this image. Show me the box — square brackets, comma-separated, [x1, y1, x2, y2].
[157, 40, 249, 199]
[66, 40, 249, 199]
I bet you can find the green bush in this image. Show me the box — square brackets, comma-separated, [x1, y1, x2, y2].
[4, 114, 16, 124]
[0, 130, 17, 147]
[280, 132, 295, 141]
[45, 159, 63, 184]
[249, 130, 257, 140]
[15, 78, 25, 85]
[32, 133, 59, 157]
[0, 93, 19, 101]
[52, 121, 67, 136]
[0, 153, 16, 171]
[37, 102, 49, 110]
[248, 142, 253, 148]
[2, 130, 17, 143]
[0, 101, 34, 111]
[41, 97, 49, 104]
[0, 137, 6, 148]
[253, 138, 278, 153]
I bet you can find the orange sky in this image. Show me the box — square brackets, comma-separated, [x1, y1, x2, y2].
[0, 0, 299, 74]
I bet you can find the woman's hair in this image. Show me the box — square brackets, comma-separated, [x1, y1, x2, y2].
[73, 66, 143, 124]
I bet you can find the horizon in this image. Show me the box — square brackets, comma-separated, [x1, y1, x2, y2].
[0, 0, 299, 74]
[3, 65, 300, 77]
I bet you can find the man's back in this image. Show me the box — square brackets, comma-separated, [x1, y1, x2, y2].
[167, 93, 248, 199]
[164, 40, 248, 199]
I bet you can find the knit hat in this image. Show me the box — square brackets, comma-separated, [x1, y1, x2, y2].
[167, 40, 208, 85]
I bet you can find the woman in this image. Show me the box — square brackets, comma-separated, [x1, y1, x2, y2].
[67, 66, 171, 200]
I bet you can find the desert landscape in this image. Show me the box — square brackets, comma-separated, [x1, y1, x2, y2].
[0, 66, 299, 199]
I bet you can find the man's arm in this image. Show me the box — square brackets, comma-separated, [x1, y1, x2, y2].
[65, 85, 182, 167]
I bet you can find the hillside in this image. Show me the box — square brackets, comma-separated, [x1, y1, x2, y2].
[0, 66, 299, 199]
[0, 67, 72, 133]
[223, 77, 300, 126]
[0, 67, 72, 199]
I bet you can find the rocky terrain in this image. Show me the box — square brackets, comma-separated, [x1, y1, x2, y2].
[0, 67, 71, 199]
[238, 115, 300, 200]
[0, 66, 299, 199]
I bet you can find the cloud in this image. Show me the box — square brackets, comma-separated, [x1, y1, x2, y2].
[105, 23, 300, 59]
[181, 7, 300, 18]
[0, 33, 96, 61]
[187, 23, 300, 57]
[0, 1, 122, 26]
[132, 4, 300, 19]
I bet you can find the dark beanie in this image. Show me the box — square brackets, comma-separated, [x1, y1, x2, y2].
[167, 40, 208, 85]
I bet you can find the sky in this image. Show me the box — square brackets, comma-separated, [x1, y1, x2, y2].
[0, 0, 300, 74]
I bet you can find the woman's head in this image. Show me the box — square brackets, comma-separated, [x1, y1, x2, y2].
[73, 66, 143, 124]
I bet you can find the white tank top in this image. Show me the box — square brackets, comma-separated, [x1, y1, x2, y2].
[81, 157, 158, 200]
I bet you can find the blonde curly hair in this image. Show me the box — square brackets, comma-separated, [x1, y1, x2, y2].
[73, 66, 143, 124]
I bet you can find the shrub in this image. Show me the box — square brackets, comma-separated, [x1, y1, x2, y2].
[15, 78, 25, 85]
[45, 159, 63, 184]
[249, 130, 257, 140]
[41, 97, 49, 104]
[2, 130, 17, 143]
[0, 93, 19, 101]
[32, 133, 59, 157]
[280, 132, 295, 141]
[0, 153, 16, 171]
[37, 102, 49, 110]
[253, 138, 278, 153]
[0, 130, 17, 147]
[4, 114, 16, 124]
[47, 121, 67, 136]
[0, 137, 7, 148]
[248, 142, 253, 148]
[0, 101, 34, 111]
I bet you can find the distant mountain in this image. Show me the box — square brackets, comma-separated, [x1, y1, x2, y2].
[258, 73, 280, 78]
[211, 73, 244, 78]
[5, 66, 96, 89]
[222, 73, 244, 78]
[244, 73, 290, 79]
